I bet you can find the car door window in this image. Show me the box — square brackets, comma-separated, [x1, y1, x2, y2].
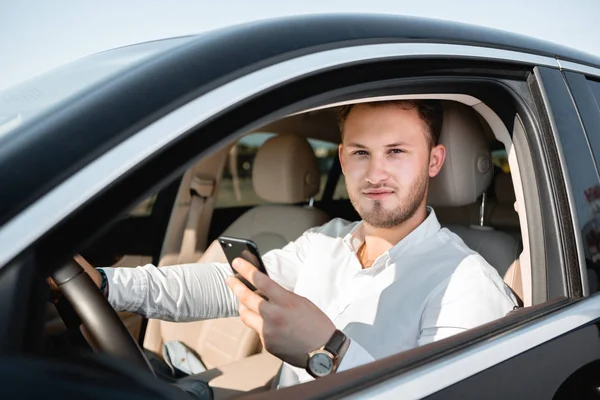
[587, 79, 600, 110]
[128, 194, 158, 217]
[561, 74, 600, 294]
[582, 79, 600, 292]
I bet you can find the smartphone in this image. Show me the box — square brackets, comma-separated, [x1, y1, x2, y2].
[218, 236, 268, 292]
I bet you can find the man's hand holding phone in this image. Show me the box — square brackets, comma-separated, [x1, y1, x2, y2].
[224, 251, 336, 368]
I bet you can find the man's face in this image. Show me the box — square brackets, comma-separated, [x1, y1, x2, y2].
[339, 104, 445, 229]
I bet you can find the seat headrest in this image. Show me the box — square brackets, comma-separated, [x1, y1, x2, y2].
[428, 102, 493, 207]
[252, 135, 320, 203]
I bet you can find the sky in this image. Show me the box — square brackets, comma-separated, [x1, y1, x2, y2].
[1, 0, 599, 91]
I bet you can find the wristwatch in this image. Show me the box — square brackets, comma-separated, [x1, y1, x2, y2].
[306, 329, 350, 378]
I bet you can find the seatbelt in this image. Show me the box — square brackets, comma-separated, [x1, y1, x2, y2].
[177, 176, 215, 264]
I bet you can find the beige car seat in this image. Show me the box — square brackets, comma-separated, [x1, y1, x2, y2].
[488, 172, 521, 235]
[143, 134, 330, 372]
[428, 102, 523, 304]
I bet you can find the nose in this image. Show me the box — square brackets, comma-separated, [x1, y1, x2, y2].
[365, 155, 389, 185]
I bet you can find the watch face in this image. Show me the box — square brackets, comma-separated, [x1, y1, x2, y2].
[308, 352, 334, 377]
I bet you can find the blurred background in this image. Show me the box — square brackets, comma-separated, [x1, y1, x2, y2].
[1, 0, 599, 91]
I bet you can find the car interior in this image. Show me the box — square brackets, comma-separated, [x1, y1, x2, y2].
[44, 96, 531, 398]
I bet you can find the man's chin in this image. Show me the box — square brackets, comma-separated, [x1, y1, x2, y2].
[360, 198, 397, 211]
[358, 207, 399, 226]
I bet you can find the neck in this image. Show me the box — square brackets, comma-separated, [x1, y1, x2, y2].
[361, 203, 428, 265]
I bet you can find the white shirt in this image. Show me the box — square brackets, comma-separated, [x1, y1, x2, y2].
[104, 207, 516, 387]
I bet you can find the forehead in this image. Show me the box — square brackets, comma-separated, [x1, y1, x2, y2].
[343, 104, 428, 144]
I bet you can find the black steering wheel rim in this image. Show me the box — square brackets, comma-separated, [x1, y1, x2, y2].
[51, 257, 154, 374]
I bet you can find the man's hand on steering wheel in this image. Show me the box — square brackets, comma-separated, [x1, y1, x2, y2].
[48, 256, 153, 373]
[47, 255, 103, 303]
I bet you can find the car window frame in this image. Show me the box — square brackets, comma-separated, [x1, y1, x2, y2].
[531, 67, 600, 299]
[35, 79, 562, 397]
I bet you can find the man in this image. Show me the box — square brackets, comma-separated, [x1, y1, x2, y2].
[83, 100, 516, 387]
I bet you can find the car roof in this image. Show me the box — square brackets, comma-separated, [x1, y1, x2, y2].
[210, 13, 600, 68]
[1, 13, 598, 229]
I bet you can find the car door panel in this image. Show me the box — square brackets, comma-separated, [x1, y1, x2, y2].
[424, 320, 600, 399]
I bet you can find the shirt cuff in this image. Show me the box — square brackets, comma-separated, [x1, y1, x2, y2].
[337, 338, 375, 373]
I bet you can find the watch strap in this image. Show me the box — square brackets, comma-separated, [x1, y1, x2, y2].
[324, 329, 347, 356]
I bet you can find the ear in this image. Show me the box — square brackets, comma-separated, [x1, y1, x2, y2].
[338, 144, 346, 175]
[428, 144, 446, 178]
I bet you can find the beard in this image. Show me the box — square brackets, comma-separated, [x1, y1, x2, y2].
[348, 171, 429, 229]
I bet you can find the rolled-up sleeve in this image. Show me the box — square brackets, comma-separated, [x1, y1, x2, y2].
[103, 233, 312, 322]
[104, 261, 239, 322]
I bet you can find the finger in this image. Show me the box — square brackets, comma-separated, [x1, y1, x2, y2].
[47, 277, 59, 291]
[232, 258, 289, 303]
[226, 275, 271, 314]
[73, 254, 95, 273]
[237, 303, 264, 334]
[46, 277, 61, 303]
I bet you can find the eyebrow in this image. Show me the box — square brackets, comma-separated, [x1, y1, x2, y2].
[346, 142, 408, 148]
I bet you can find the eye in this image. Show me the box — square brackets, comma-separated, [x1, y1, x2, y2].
[351, 150, 369, 156]
[389, 149, 405, 155]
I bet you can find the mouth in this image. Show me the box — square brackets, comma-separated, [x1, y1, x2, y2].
[362, 189, 394, 200]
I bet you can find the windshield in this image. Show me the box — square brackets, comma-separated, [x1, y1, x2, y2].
[0, 36, 196, 137]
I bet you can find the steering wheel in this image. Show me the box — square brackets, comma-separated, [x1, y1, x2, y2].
[51, 256, 154, 374]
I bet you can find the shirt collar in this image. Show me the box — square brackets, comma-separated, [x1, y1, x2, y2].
[343, 206, 441, 259]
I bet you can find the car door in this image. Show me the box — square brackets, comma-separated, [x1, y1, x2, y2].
[2, 14, 600, 400]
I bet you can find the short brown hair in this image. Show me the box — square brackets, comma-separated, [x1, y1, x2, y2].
[337, 100, 444, 148]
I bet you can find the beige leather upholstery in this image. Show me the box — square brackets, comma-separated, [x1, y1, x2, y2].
[447, 225, 522, 278]
[428, 102, 494, 208]
[504, 259, 524, 306]
[222, 204, 328, 251]
[489, 172, 520, 232]
[253, 134, 321, 203]
[145, 135, 328, 392]
[159, 147, 230, 267]
[427, 102, 522, 303]
[435, 172, 521, 239]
